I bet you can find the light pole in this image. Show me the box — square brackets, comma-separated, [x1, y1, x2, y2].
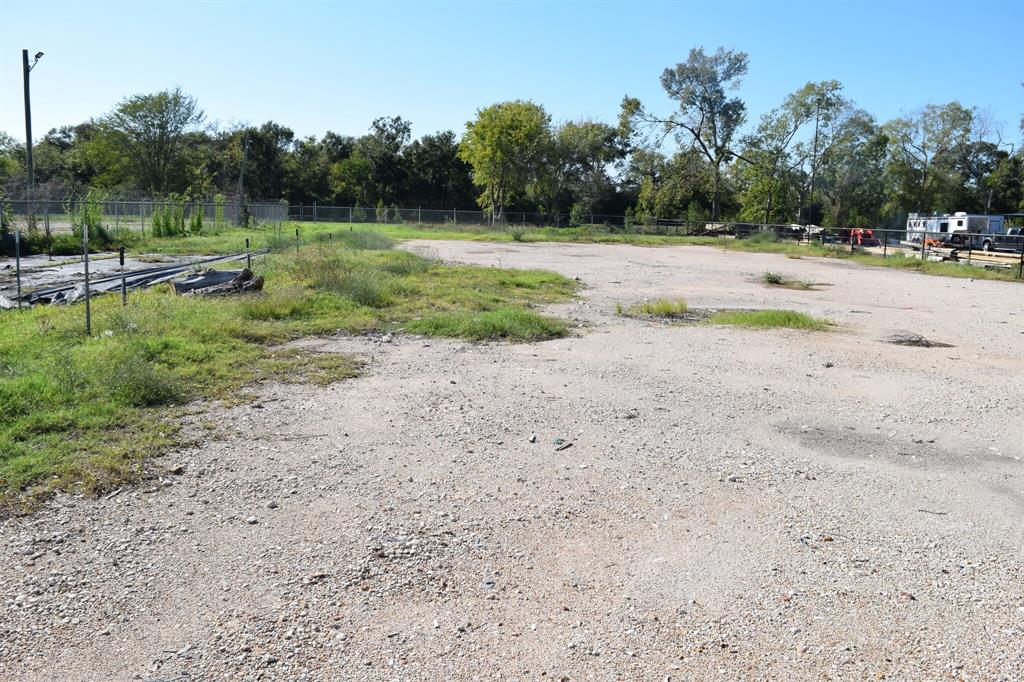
[22, 49, 43, 223]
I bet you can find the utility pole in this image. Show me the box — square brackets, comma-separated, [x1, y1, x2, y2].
[235, 134, 250, 225]
[23, 50, 44, 220]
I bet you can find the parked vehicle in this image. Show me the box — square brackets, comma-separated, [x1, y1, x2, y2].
[980, 227, 1024, 253]
[906, 212, 1005, 247]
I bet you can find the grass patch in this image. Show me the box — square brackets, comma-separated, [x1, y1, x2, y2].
[405, 307, 567, 341]
[0, 233, 575, 507]
[624, 298, 690, 318]
[761, 272, 818, 290]
[707, 309, 833, 331]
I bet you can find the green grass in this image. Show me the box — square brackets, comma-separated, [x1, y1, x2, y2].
[0, 235, 575, 507]
[623, 298, 691, 318]
[707, 309, 834, 331]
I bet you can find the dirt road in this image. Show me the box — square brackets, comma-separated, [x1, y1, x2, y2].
[2, 242, 1022, 680]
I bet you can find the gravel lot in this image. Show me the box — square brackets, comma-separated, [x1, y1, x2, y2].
[2, 241, 1022, 681]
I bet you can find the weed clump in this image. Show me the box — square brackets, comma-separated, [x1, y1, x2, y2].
[761, 272, 817, 289]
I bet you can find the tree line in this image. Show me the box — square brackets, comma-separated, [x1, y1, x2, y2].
[2, 47, 1021, 228]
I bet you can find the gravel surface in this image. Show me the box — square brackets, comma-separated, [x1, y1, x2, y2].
[2, 241, 1022, 681]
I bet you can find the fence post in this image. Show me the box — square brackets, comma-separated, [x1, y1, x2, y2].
[119, 246, 127, 306]
[140, 201, 146, 236]
[882, 230, 887, 259]
[246, 238, 251, 269]
[453, 207, 457, 225]
[14, 229, 21, 310]
[83, 224, 91, 335]
[1018, 245, 1023, 279]
[348, 205, 352, 223]
[295, 228, 300, 254]
[115, 201, 120, 236]
[418, 207, 421, 224]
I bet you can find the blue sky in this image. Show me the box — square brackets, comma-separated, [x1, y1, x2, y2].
[1, 0, 1021, 145]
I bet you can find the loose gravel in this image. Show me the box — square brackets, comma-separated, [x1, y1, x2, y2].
[2, 241, 1022, 681]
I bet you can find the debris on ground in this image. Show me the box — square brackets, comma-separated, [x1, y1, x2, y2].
[885, 332, 954, 348]
[171, 268, 264, 296]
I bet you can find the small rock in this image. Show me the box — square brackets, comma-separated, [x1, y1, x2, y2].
[529, 434, 537, 443]
[266, 501, 279, 509]
[246, 516, 259, 525]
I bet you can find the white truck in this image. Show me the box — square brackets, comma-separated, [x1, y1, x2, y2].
[905, 212, 1005, 247]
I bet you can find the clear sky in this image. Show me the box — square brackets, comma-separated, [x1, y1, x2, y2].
[1, 0, 1022, 145]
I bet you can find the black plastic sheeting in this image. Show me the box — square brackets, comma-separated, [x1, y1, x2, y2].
[17, 250, 267, 305]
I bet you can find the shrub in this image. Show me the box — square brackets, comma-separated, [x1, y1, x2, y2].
[570, 202, 587, 227]
[190, 207, 204, 235]
[335, 230, 395, 251]
[746, 230, 779, 245]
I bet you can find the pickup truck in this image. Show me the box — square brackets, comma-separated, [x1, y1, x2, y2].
[980, 227, 1024, 252]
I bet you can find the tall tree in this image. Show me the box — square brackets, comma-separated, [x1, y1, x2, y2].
[621, 47, 749, 220]
[101, 87, 205, 193]
[817, 108, 888, 227]
[459, 100, 550, 222]
[740, 80, 845, 224]
[358, 116, 412, 205]
[531, 120, 622, 217]
[404, 130, 475, 209]
[882, 102, 974, 214]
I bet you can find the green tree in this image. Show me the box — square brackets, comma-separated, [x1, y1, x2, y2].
[459, 101, 550, 223]
[817, 108, 888, 227]
[358, 116, 412, 205]
[531, 120, 622, 217]
[101, 87, 205, 193]
[882, 102, 974, 214]
[739, 81, 844, 224]
[621, 47, 750, 220]
[404, 130, 475, 208]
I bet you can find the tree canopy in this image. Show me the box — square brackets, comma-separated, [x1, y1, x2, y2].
[2, 57, 1021, 226]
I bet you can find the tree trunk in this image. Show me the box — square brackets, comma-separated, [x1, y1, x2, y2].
[712, 162, 722, 221]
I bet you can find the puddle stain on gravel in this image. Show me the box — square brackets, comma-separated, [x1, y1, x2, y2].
[776, 424, 1005, 470]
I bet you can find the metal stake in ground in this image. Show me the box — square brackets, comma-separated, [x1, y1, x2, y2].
[14, 229, 22, 310]
[119, 246, 126, 306]
[83, 225, 91, 335]
[246, 238, 251, 269]
[295, 228, 300, 254]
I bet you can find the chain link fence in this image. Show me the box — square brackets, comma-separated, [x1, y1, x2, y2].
[2, 198, 288, 238]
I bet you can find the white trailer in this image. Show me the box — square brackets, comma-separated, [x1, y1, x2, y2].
[906, 212, 1005, 246]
